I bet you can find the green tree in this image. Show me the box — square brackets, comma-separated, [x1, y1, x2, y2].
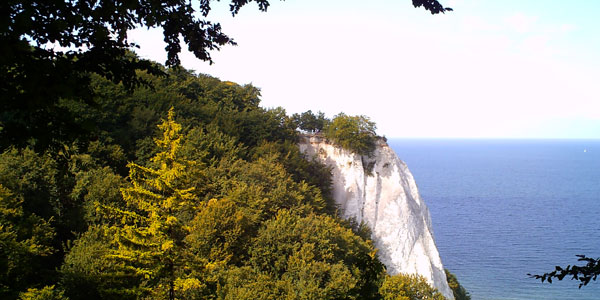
[60, 227, 119, 300]
[0, 185, 55, 299]
[0, 148, 60, 226]
[181, 198, 255, 298]
[293, 110, 329, 133]
[249, 210, 384, 299]
[69, 166, 125, 225]
[18, 285, 68, 300]
[180, 126, 245, 169]
[380, 273, 446, 300]
[96, 108, 200, 299]
[0, 148, 73, 298]
[216, 266, 285, 300]
[250, 141, 335, 214]
[444, 269, 470, 300]
[185, 198, 252, 266]
[221, 154, 327, 220]
[324, 113, 378, 156]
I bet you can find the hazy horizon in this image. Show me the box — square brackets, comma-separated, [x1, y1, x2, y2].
[130, 0, 600, 139]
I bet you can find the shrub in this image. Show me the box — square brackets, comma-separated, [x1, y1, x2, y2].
[324, 113, 377, 156]
[380, 273, 446, 300]
[445, 269, 471, 300]
[19, 286, 68, 300]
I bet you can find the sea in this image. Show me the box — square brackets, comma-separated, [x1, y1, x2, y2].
[388, 139, 600, 300]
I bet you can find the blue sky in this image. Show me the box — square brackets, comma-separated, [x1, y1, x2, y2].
[130, 0, 600, 138]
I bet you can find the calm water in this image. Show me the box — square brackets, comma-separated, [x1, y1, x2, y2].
[388, 139, 600, 300]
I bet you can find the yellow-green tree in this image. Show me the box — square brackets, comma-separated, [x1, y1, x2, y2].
[324, 113, 378, 156]
[247, 210, 384, 299]
[380, 273, 446, 300]
[98, 108, 200, 299]
[18, 285, 68, 300]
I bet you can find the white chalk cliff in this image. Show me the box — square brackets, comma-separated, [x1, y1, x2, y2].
[299, 135, 453, 299]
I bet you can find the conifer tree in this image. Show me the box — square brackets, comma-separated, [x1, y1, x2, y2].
[98, 108, 200, 299]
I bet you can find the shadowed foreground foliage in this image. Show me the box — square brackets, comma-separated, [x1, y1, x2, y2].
[529, 255, 600, 288]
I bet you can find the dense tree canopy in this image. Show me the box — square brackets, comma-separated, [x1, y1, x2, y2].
[293, 110, 329, 133]
[324, 113, 379, 156]
[0, 184, 55, 299]
[0, 61, 469, 299]
[379, 273, 446, 300]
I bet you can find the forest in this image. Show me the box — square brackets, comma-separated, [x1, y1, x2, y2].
[1, 62, 470, 299]
[0, 0, 477, 298]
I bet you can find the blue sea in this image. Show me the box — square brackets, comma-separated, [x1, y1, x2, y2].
[388, 139, 600, 300]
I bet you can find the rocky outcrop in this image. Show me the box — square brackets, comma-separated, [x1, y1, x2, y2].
[298, 135, 453, 299]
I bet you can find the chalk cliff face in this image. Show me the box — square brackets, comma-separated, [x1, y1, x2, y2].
[298, 135, 453, 299]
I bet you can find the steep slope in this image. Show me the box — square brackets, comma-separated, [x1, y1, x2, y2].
[299, 135, 453, 299]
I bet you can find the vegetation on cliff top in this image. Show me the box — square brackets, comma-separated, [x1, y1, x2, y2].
[293, 110, 380, 157]
[324, 113, 379, 157]
[0, 64, 464, 299]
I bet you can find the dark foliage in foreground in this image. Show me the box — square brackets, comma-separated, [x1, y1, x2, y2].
[530, 255, 600, 288]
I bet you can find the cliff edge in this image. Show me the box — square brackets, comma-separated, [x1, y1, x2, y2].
[298, 134, 453, 299]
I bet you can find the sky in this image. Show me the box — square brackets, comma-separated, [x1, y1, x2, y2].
[129, 0, 600, 139]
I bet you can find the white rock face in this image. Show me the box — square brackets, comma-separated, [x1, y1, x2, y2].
[298, 135, 453, 299]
